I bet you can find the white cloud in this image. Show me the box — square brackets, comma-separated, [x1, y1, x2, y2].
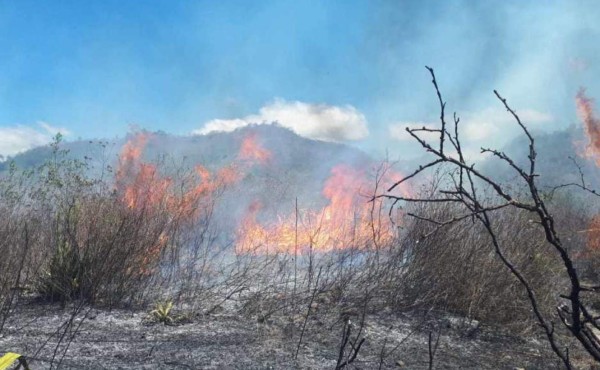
[194, 98, 369, 142]
[0, 122, 71, 159]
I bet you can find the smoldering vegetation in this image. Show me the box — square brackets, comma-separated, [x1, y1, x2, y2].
[1, 119, 600, 369]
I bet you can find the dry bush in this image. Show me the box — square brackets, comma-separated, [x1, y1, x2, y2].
[0, 163, 48, 331]
[0, 135, 229, 313]
[396, 192, 573, 328]
[35, 195, 174, 305]
[17, 139, 176, 305]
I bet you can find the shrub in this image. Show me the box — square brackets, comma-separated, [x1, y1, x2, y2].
[398, 198, 568, 328]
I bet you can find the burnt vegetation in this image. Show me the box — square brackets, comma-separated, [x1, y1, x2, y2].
[1, 69, 600, 369]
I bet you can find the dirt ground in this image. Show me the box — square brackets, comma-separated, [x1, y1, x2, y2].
[0, 296, 571, 370]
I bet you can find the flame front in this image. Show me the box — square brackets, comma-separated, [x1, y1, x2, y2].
[574, 89, 600, 258]
[116, 130, 405, 257]
[236, 163, 406, 254]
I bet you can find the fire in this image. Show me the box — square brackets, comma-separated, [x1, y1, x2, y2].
[116, 132, 242, 213]
[116, 129, 275, 219]
[238, 133, 272, 165]
[123, 164, 172, 210]
[574, 90, 600, 259]
[576, 88, 600, 166]
[215, 165, 241, 186]
[115, 131, 245, 272]
[115, 133, 171, 209]
[236, 163, 406, 254]
[118, 132, 150, 168]
[115, 130, 406, 257]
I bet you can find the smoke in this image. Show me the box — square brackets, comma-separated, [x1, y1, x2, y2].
[388, 107, 552, 161]
[363, 1, 599, 160]
[389, 122, 439, 143]
[194, 98, 369, 142]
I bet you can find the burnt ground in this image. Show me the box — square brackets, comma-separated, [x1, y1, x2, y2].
[0, 296, 582, 370]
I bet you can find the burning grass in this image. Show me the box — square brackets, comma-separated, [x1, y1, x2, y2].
[236, 163, 406, 254]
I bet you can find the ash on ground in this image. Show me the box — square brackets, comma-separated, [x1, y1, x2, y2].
[0, 297, 569, 369]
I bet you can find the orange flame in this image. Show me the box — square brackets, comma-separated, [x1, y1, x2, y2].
[236, 163, 406, 254]
[115, 133, 172, 209]
[116, 132, 241, 213]
[574, 90, 600, 259]
[115, 133, 150, 195]
[238, 133, 272, 165]
[576, 88, 600, 166]
[115, 131, 246, 273]
[116, 131, 406, 258]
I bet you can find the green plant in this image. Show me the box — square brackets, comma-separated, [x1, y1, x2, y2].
[36, 235, 87, 303]
[150, 300, 175, 325]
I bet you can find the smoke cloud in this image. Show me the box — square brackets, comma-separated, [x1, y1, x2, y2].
[388, 107, 552, 159]
[389, 122, 439, 143]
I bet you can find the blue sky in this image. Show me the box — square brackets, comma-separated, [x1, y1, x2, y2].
[0, 0, 598, 159]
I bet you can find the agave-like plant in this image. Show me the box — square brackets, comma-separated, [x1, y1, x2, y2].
[150, 300, 174, 325]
